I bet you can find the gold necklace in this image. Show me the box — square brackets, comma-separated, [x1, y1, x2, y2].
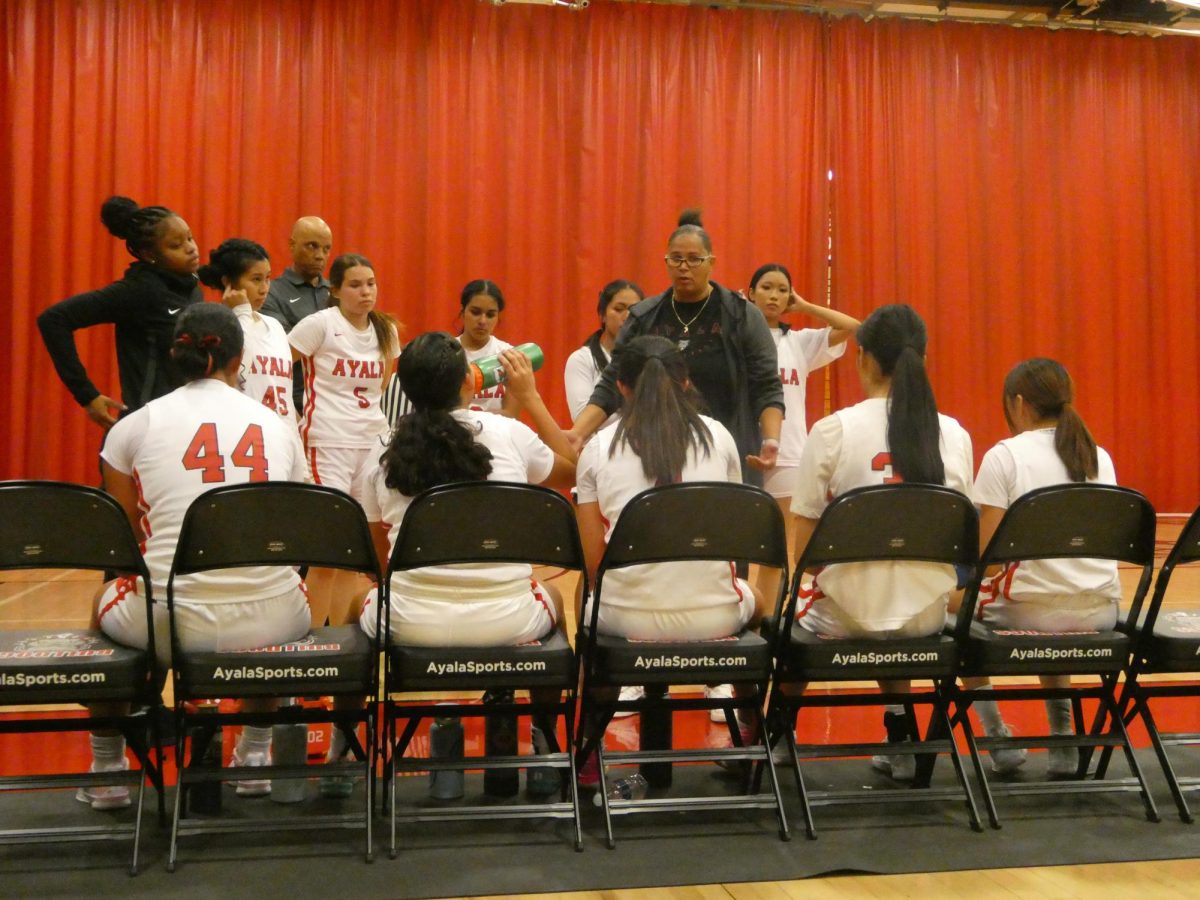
[671, 290, 712, 335]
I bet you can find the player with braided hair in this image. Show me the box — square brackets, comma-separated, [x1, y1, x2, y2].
[38, 196, 202, 427]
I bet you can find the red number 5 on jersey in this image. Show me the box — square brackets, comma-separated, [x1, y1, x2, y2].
[870, 451, 903, 485]
[182, 423, 269, 483]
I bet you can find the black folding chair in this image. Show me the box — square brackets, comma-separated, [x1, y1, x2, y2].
[165, 482, 380, 870]
[381, 482, 584, 857]
[1095, 503, 1200, 822]
[576, 482, 789, 848]
[950, 484, 1158, 828]
[767, 483, 982, 839]
[0, 480, 164, 875]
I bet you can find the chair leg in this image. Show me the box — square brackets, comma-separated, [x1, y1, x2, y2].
[1136, 694, 1193, 823]
[595, 738, 615, 850]
[751, 702, 790, 842]
[956, 701, 1000, 829]
[936, 700, 983, 833]
[1104, 689, 1160, 823]
[130, 774, 146, 876]
[364, 713, 374, 864]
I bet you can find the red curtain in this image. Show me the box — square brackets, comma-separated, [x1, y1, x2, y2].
[828, 17, 1200, 511]
[4, 2, 1200, 511]
[0, 0, 827, 485]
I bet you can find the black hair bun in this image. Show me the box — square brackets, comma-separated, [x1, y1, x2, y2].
[196, 263, 224, 290]
[678, 207, 704, 228]
[100, 196, 140, 239]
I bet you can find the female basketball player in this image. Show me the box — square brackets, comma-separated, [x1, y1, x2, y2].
[38, 196, 201, 427]
[198, 238, 294, 419]
[563, 279, 643, 422]
[358, 331, 574, 647]
[288, 254, 400, 627]
[85, 305, 310, 808]
[456, 279, 519, 417]
[962, 358, 1120, 778]
[789, 304, 974, 780]
[746, 262, 858, 602]
[576, 335, 766, 639]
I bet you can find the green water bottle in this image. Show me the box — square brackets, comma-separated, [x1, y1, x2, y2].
[470, 342, 544, 393]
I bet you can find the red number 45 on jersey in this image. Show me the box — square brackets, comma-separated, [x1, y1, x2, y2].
[181, 423, 269, 483]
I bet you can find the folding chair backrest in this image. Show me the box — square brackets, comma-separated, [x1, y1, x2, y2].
[956, 484, 1156, 639]
[794, 483, 978, 571]
[0, 480, 146, 577]
[388, 481, 584, 572]
[1129, 502, 1200, 637]
[978, 484, 1155, 569]
[171, 482, 379, 578]
[598, 482, 787, 571]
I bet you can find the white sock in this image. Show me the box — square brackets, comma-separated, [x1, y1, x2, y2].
[974, 700, 1006, 736]
[90, 733, 126, 770]
[885, 704, 905, 716]
[238, 725, 272, 753]
[1046, 698, 1074, 735]
[327, 728, 350, 762]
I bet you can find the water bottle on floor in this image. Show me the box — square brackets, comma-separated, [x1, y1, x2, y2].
[593, 772, 648, 806]
[187, 701, 223, 815]
[429, 713, 465, 800]
[270, 701, 308, 804]
[483, 689, 519, 797]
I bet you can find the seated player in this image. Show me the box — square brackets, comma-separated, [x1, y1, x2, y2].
[789, 304, 974, 779]
[960, 357, 1121, 778]
[86, 304, 309, 808]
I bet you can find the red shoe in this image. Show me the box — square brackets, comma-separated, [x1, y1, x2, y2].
[577, 749, 600, 788]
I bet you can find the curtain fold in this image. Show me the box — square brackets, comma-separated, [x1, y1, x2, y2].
[1, 0, 826, 485]
[828, 17, 1200, 510]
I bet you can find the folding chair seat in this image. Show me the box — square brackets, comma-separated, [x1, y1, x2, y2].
[1099, 504, 1200, 822]
[381, 482, 584, 856]
[165, 483, 380, 871]
[767, 483, 982, 839]
[575, 482, 789, 849]
[0, 480, 164, 875]
[950, 484, 1159, 828]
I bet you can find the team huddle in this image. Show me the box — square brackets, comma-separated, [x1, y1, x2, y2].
[37, 197, 1118, 805]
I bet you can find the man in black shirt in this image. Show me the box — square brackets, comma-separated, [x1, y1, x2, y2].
[261, 216, 333, 412]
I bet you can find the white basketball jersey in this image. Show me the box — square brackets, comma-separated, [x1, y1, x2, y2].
[576, 415, 750, 614]
[233, 303, 293, 418]
[973, 428, 1120, 608]
[790, 397, 975, 632]
[101, 378, 308, 604]
[459, 334, 513, 413]
[361, 409, 554, 601]
[773, 326, 846, 466]
[289, 307, 398, 448]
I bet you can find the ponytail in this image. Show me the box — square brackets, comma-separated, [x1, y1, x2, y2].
[611, 335, 712, 484]
[887, 346, 944, 485]
[1004, 358, 1097, 482]
[857, 304, 944, 485]
[379, 331, 492, 495]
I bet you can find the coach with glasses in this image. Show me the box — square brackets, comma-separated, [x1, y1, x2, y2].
[569, 209, 783, 485]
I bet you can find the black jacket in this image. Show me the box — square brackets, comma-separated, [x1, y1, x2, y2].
[587, 281, 784, 475]
[37, 262, 202, 410]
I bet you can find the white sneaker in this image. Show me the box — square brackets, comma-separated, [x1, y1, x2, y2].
[989, 724, 1028, 775]
[76, 760, 131, 810]
[613, 685, 643, 718]
[1048, 746, 1079, 779]
[706, 684, 734, 722]
[871, 751, 916, 781]
[232, 742, 271, 797]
